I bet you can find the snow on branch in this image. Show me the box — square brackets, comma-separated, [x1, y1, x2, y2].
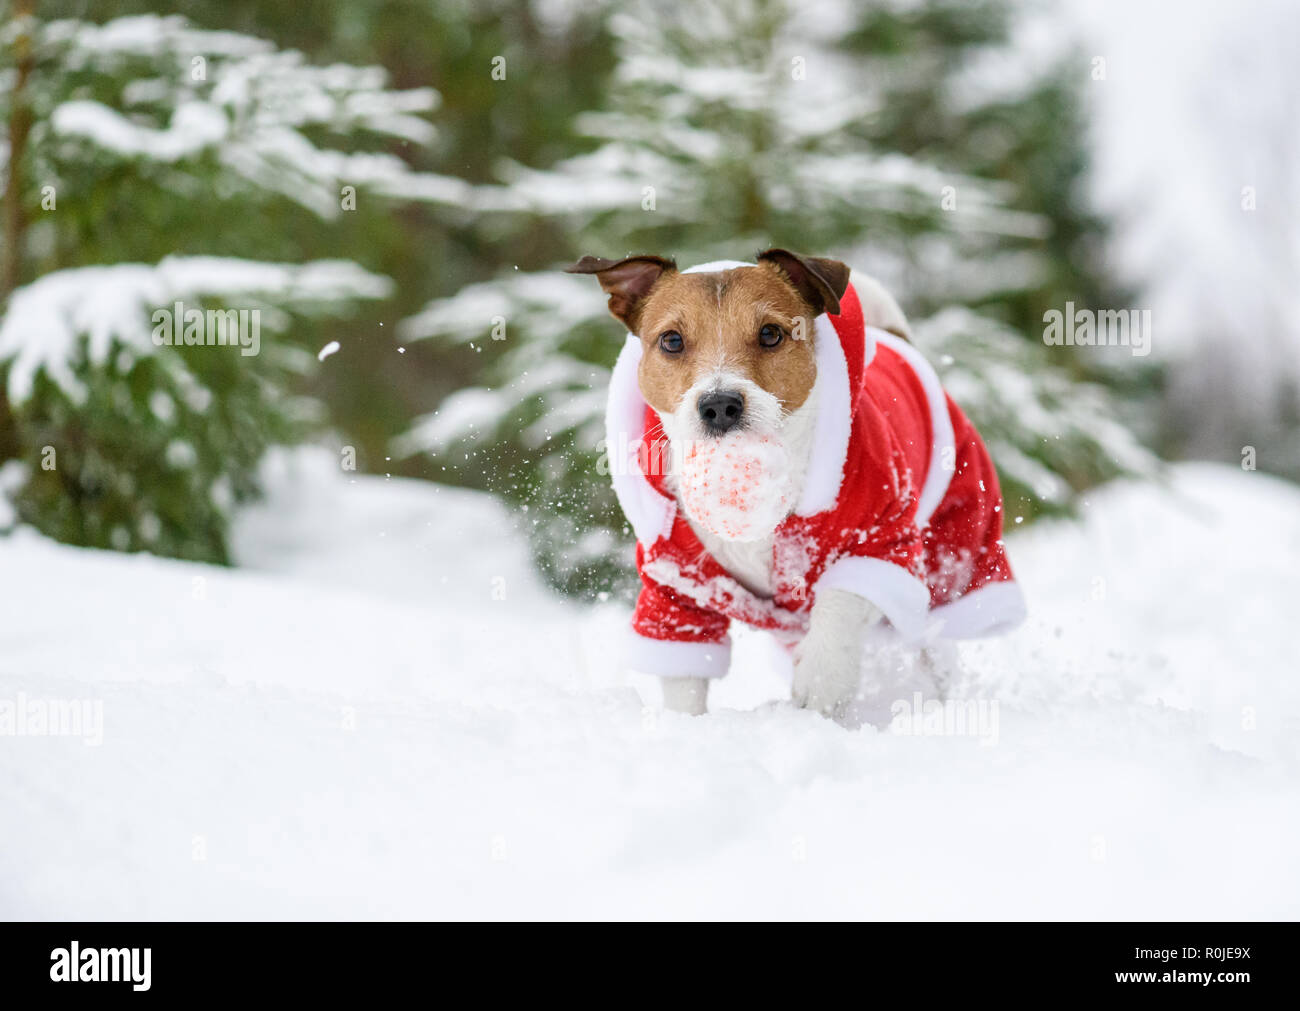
[0, 256, 392, 402]
[7, 14, 500, 217]
[396, 271, 615, 457]
[399, 272, 609, 347]
[912, 306, 1157, 502]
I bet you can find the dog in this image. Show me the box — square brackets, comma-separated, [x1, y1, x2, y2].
[569, 250, 1025, 718]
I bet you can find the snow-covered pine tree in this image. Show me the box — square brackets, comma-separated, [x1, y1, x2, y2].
[0, 257, 391, 559]
[0, 11, 467, 560]
[397, 0, 1154, 598]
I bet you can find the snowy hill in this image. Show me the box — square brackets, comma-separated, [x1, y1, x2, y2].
[1, 456, 1297, 919]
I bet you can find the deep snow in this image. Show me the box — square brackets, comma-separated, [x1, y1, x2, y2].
[1, 450, 1297, 919]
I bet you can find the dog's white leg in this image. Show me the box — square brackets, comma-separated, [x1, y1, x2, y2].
[661, 676, 709, 716]
[916, 641, 958, 699]
[793, 589, 880, 717]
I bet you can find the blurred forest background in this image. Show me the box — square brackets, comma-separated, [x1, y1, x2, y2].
[0, 0, 1294, 599]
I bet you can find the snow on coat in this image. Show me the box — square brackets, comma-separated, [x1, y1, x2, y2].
[606, 272, 1026, 678]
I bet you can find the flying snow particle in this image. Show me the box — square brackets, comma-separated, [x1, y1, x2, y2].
[317, 341, 341, 362]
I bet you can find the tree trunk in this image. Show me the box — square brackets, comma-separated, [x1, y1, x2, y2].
[2, 0, 36, 301]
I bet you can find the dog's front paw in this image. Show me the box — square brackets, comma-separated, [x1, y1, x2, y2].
[791, 588, 874, 718]
[792, 642, 860, 717]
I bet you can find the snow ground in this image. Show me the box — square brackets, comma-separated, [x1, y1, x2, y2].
[1, 450, 1297, 920]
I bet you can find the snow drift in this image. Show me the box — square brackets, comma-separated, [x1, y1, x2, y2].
[0, 450, 1296, 919]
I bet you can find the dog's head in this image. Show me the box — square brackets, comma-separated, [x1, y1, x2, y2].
[568, 249, 848, 440]
[569, 249, 850, 541]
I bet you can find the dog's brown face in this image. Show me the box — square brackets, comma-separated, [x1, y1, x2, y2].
[567, 249, 849, 441]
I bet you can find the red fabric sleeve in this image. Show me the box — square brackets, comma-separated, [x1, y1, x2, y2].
[630, 548, 731, 644]
[920, 396, 1016, 606]
[811, 406, 932, 640]
[831, 411, 926, 579]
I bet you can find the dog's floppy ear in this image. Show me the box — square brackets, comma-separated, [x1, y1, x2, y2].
[565, 254, 676, 330]
[756, 248, 850, 317]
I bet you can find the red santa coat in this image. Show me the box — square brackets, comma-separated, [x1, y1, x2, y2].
[606, 269, 1026, 678]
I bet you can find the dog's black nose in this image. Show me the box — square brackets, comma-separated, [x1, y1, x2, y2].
[697, 391, 744, 434]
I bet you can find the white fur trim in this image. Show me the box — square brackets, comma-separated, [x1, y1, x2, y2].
[606, 335, 676, 546]
[794, 313, 869, 515]
[625, 632, 732, 679]
[874, 332, 955, 528]
[681, 260, 755, 274]
[929, 581, 1026, 639]
[815, 556, 932, 643]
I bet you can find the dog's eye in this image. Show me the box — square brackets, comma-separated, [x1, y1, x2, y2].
[659, 331, 684, 354]
[758, 323, 784, 348]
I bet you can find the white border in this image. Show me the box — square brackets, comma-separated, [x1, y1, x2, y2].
[681, 260, 754, 274]
[928, 580, 1027, 639]
[605, 335, 676, 546]
[625, 632, 733, 678]
[874, 332, 956, 528]
[815, 555, 933, 643]
[793, 314, 853, 515]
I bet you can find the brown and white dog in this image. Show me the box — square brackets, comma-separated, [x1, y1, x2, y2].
[569, 250, 1024, 717]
